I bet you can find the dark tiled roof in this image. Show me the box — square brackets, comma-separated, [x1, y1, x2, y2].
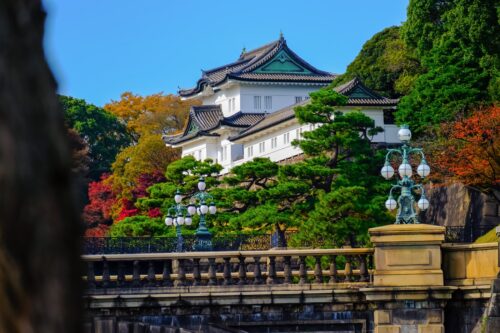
[334, 77, 399, 106]
[163, 105, 264, 145]
[230, 79, 399, 141]
[229, 101, 306, 141]
[179, 36, 337, 97]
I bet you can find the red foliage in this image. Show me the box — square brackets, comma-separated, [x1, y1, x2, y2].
[115, 198, 139, 221]
[83, 174, 116, 230]
[132, 171, 166, 198]
[148, 207, 162, 218]
[429, 106, 499, 197]
[84, 225, 109, 237]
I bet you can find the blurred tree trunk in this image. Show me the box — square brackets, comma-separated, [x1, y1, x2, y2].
[0, 1, 82, 333]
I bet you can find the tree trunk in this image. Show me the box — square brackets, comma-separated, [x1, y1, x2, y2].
[0, 1, 82, 333]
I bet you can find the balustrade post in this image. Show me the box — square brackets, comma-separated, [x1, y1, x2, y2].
[117, 261, 125, 287]
[175, 259, 186, 287]
[132, 260, 141, 287]
[208, 258, 217, 286]
[329, 255, 338, 283]
[314, 256, 323, 284]
[102, 257, 110, 288]
[162, 260, 173, 287]
[358, 255, 369, 282]
[283, 256, 292, 284]
[238, 256, 247, 285]
[299, 256, 307, 285]
[267, 256, 277, 284]
[223, 257, 233, 285]
[87, 261, 96, 289]
[147, 261, 156, 287]
[253, 256, 263, 284]
[344, 256, 353, 282]
[193, 258, 202, 286]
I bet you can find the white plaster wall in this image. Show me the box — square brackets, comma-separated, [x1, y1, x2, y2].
[201, 85, 241, 117]
[181, 141, 208, 160]
[239, 84, 321, 114]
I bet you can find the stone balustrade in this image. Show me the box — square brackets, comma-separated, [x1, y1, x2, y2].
[82, 248, 373, 291]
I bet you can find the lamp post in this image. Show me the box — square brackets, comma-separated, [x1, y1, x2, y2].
[164, 189, 193, 252]
[190, 177, 217, 251]
[380, 125, 431, 224]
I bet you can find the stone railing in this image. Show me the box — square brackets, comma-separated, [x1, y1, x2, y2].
[442, 242, 499, 286]
[82, 248, 373, 291]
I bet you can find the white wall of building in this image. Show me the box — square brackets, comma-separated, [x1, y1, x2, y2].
[239, 84, 320, 114]
[202, 85, 241, 117]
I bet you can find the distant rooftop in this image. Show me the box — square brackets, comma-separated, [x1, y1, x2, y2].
[179, 35, 337, 97]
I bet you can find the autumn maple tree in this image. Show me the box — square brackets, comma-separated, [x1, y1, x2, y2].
[428, 106, 499, 202]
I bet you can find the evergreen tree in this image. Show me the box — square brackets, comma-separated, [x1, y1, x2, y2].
[397, 0, 500, 137]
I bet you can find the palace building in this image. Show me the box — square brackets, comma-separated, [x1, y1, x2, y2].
[164, 35, 400, 173]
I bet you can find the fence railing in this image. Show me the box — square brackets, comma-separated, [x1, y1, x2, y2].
[82, 248, 374, 291]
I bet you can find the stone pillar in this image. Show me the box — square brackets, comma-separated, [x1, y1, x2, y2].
[363, 224, 455, 333]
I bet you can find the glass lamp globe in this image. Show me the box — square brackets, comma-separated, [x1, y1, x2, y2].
[173, 218, 178, 226]
[185, 215, 192, 225]
[380, 162, 395, 180]
[198, 178, 206, 191]
[417, 197, 430, 210]
[417, 160, 431, 178]
[398, 160, 413, 178]
[174, 190, 182, 204]
[187, 204, 196, 216]
[165, 216, 173, 226]
[385, 197, 397, 211]
[209, 202, 217, 214]
[177, 215, 185, 225]
[200, 203, 209, 214]
[398, 125, 412, 142]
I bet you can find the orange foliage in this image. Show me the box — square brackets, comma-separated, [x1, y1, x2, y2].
[428, 106, 499, 198]
[104, 92, 199, 138]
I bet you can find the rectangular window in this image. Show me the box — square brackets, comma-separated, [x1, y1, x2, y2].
[271, 137, 277, 149]
[383, 109, 395, 124]
[283, 132, 290, 144]
[296, 128, 303, 140]
[253, 96, 261, 110]
[228, 99, 232, 112]
[247, 146, 253, 157]
[295, 96, 302, 104]
[232, 98, 236, 111]
[222, 146, 228, 161]
[304, 96, 310, 100]
[259, 142, 265, 153]
[264, 96, 272, 110]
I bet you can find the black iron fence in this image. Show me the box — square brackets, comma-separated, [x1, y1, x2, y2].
[82, 225, 496, 254]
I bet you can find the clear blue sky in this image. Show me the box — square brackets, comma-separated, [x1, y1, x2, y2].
[42, 0, 408, 107]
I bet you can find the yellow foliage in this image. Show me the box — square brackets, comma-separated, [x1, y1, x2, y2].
[104, 92, 200, 138]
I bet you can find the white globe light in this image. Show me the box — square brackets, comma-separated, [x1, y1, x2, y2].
[381, 163, 395, 179]
[174, 193, 182, 204]
[165, 216, 173, 226]
[209, 203, 216, 214]
[196, 207, 201, 215]
[185, 216, 192, 225]
[417, 162, 431, 178]
[187, 204, 196, 216]
[173, 219, 178, 226]
[398, 126, 412, 142]
[417, 197, 430, 210]
[200, 204, 209, 214]
[398, 162, 413, 178]
[198, 179, 206, 191]
[385, 197, 397, 211]
[177, 216, 185, 225]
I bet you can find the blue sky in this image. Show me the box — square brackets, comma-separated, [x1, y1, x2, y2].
[43, 0, 408, 107]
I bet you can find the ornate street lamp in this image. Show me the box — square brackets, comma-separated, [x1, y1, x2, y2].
[381, 125, 431, 224]
[164, 189, 193, 252]
[190, 177, 217, 251]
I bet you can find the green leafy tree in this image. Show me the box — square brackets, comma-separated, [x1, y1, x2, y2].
[60, 95, 131, 179]
[290, 89, 392, 246]
[331, 26, 421, 97]
[397, 0, 500, 137]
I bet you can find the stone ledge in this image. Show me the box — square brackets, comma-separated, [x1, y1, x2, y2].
[360, 286, 456, 302]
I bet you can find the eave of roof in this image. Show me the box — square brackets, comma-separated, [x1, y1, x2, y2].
[179, 36, 336, 97]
